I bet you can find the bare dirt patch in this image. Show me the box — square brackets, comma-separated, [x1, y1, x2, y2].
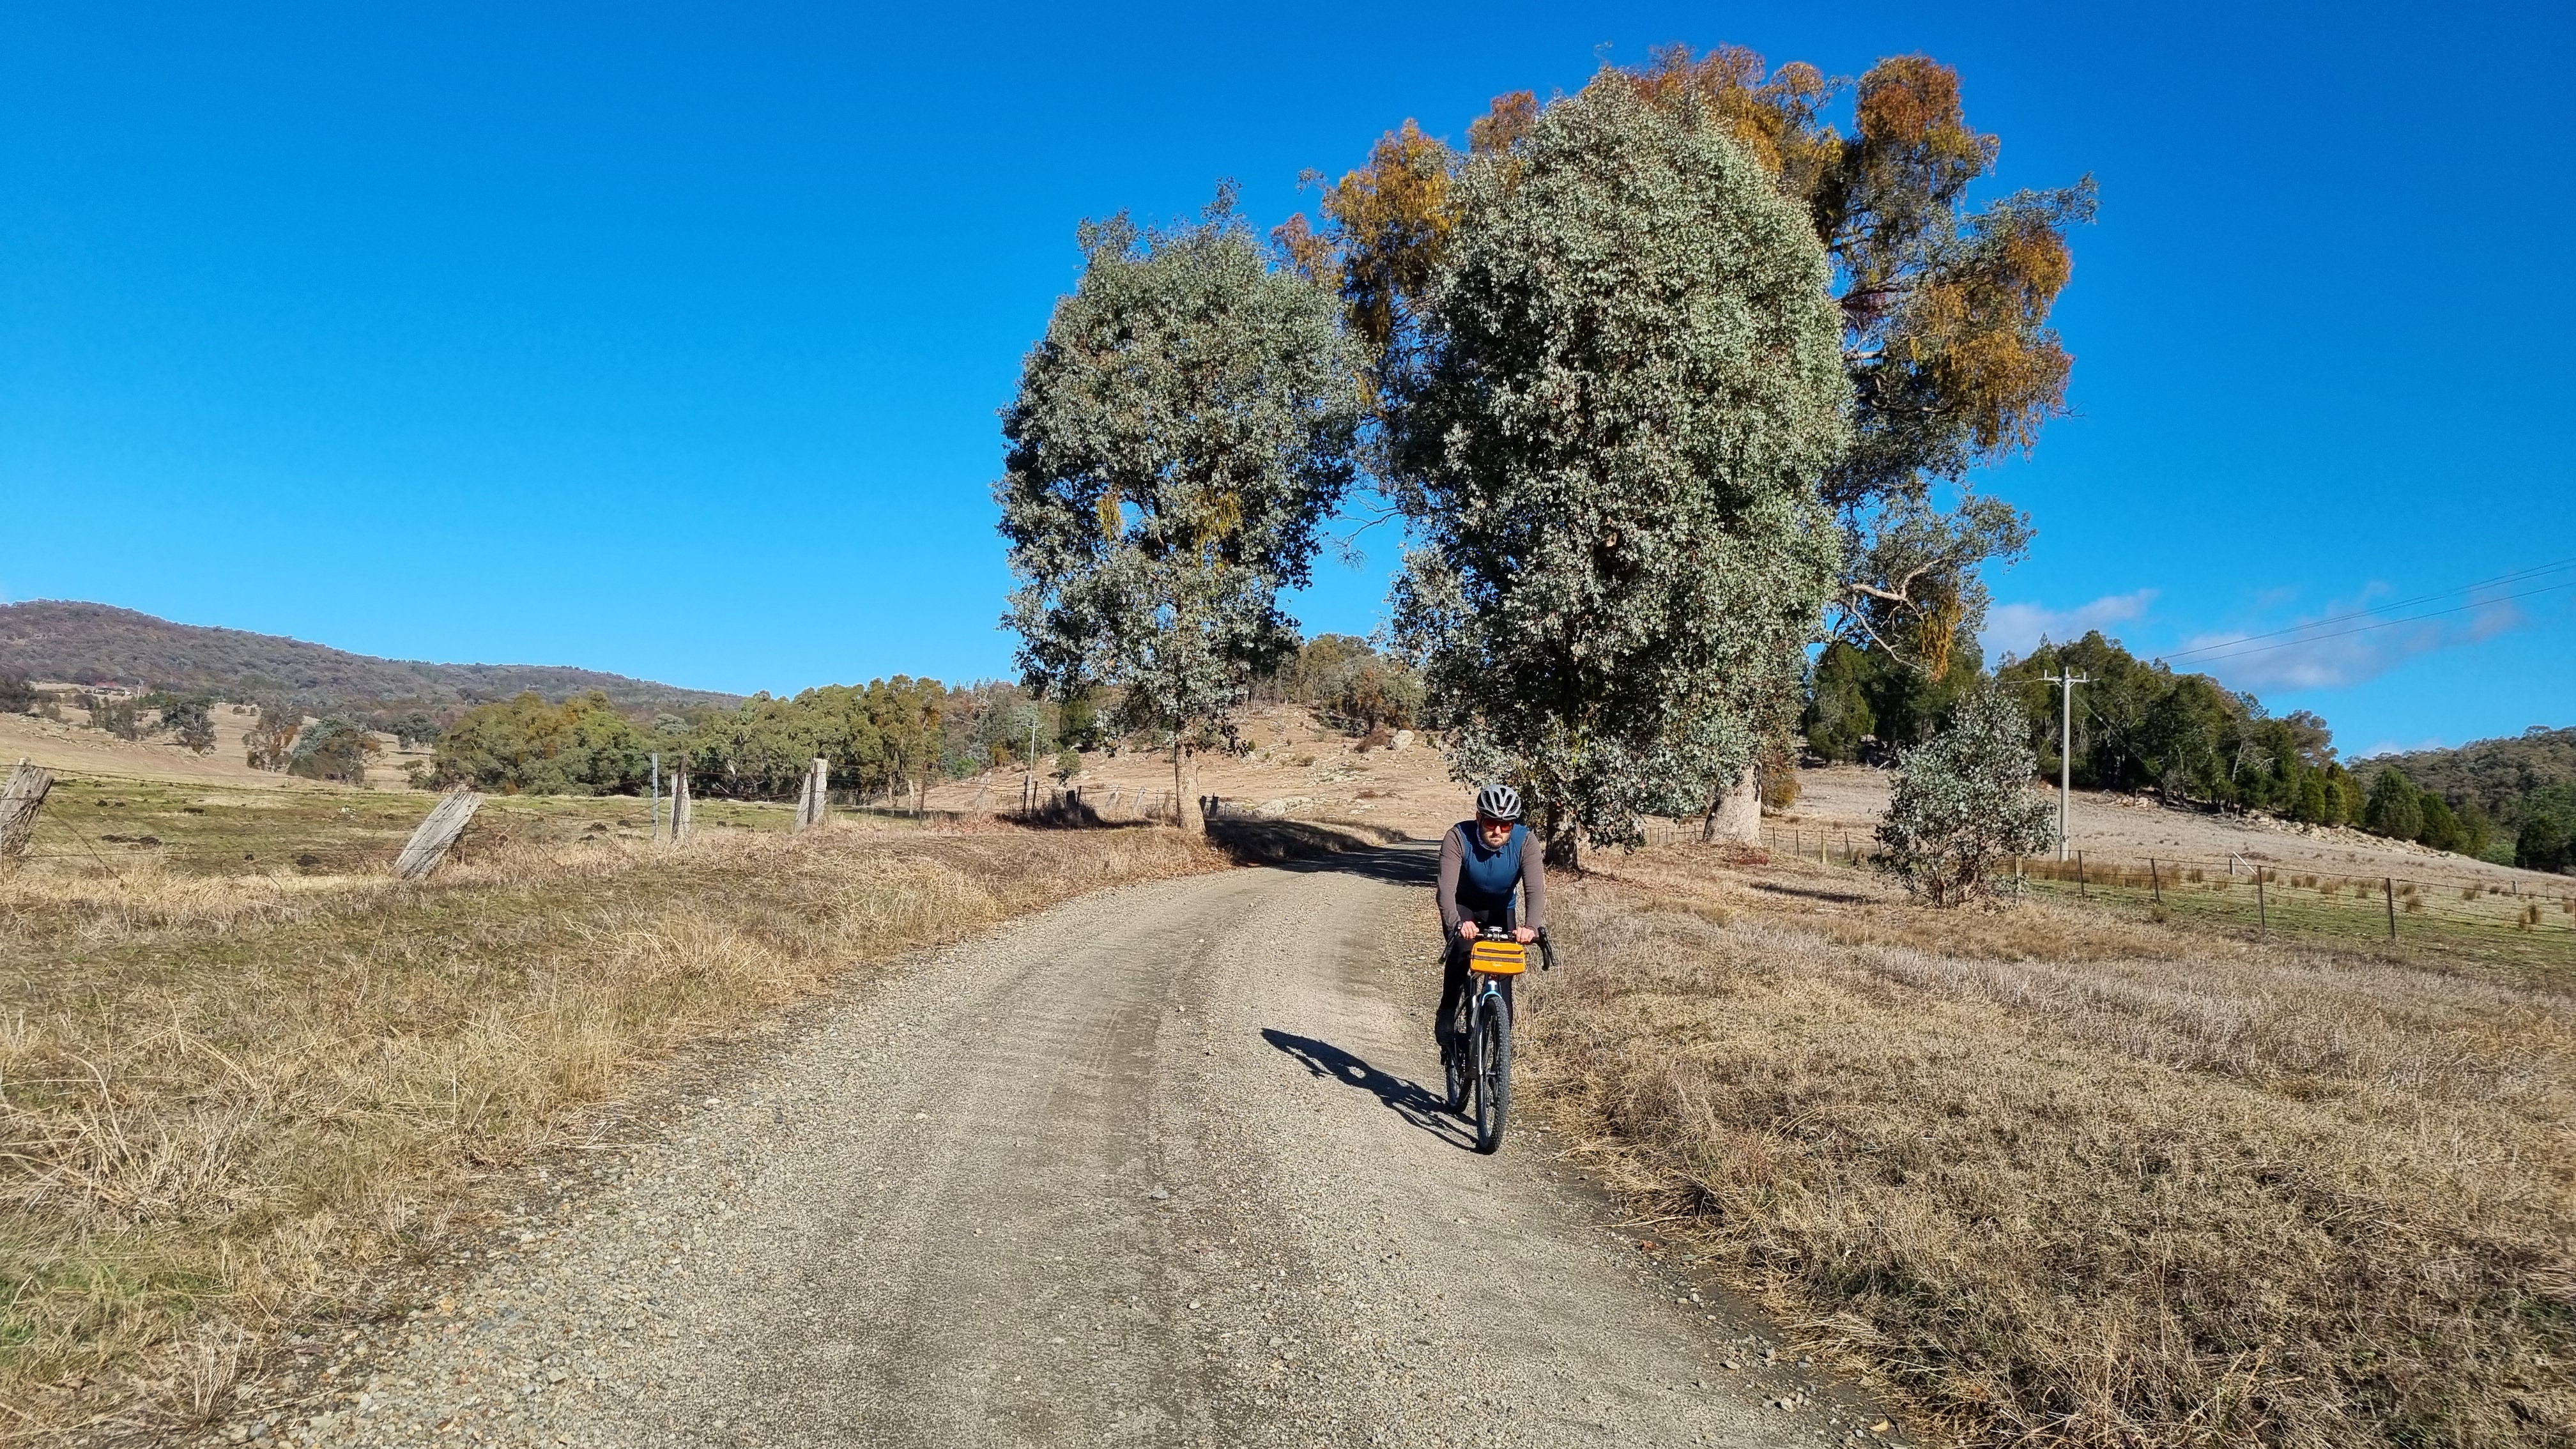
[923, 705, 1475, 838]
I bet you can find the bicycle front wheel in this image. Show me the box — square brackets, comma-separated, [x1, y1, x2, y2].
[1472, 992, 1512, 1154]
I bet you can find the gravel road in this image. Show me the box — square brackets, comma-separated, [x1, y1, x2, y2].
[277, 848, 1890, 1449]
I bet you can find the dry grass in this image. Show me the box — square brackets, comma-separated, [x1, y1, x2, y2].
[0, 814, 1221, 1439]
[1525, 849, 2576, 1448]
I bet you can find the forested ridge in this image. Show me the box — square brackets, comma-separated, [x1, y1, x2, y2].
[0, 601, 735, 716]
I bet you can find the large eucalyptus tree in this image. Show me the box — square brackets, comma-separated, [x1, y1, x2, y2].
[1386, 75, 1851, 864]
[996, 193, 1367, 831]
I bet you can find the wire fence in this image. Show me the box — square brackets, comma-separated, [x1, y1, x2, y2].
[1705, 822, 2576, 970]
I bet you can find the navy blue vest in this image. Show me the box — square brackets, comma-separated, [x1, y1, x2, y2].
[1455, 822, 1527, 912]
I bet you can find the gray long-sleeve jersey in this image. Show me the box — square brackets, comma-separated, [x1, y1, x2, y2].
[1436, 822, 1546, 934]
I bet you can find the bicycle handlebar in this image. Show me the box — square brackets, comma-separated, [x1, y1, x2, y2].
[1474, 924, 1555, 970]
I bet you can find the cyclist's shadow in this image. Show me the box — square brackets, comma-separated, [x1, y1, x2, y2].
[1259, 1028, 1477, 1151]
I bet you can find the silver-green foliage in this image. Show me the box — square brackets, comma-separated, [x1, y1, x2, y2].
[1387, 75, 1850, 857]
[997, 195, 1366, 753]
[1876, 685, 2057, 906]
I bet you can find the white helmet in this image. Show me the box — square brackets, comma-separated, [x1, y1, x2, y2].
[1475, 783, 1522, 820]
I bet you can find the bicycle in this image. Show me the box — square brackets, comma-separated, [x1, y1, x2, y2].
[1442, 924, 1554, 1154]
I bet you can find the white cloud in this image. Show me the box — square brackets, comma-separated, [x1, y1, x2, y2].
[2177, 599, 2524, 693]
[1982, 590, 2156, 662]
[2354, 737, 2448, 759]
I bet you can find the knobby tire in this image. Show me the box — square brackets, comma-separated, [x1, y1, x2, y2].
[1473, 992, 1512, 1154]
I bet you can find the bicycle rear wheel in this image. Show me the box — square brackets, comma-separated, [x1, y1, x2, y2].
[1472, 992, 1512, 1154]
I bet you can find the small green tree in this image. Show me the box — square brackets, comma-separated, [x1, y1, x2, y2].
[2515, 785, 2575, 873]
[997, 191, 1367, 832]
[1876, 686, 2057, 906]
[244, 705, 300, 771]
[1802, 643, 1879, 763]
[288, 714, 379, 785]
[89, 694, 146, 741]
[2364, 767, 2424, 841]
[0, 675, 34, 714]
[2415, 790, 2462, 851]
[431, 692, 648, 795]
[388, 710, 443, 749]
[146, 693, 217, 753]
[1388, 73, 1849, 865]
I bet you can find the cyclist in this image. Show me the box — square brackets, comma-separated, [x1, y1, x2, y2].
[1434, 784, 1545, 1060]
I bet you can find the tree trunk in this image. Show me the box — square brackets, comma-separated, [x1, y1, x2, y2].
[1172, 742, 1204, 832]
[1703, 767, 1760, 846]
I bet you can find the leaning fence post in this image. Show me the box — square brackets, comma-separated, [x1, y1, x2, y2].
[2076, 850, 2087, 898]
[650, 751, 662, 843]
[394, 787, 483, 880]
[0, 758, 55, 861]
[2385, 877, 2398, 940]
[2256, 870, 2267, 937]
[2149, 857, 2161, 905]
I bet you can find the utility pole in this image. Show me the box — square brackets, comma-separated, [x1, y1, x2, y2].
[2042, 670, 2089, 861]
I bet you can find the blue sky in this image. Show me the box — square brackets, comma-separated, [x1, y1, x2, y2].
[3, 1, 2568, 756]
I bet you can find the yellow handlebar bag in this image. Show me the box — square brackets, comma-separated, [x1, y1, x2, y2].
[1469, 939, 1528, 974]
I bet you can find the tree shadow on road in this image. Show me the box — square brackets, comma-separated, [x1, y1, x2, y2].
[1259, 1027, 1475, 1151]
[1210, 825, 1438, 887]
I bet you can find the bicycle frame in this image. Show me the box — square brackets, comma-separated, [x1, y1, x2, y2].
[1448, 926, 1551, 1153]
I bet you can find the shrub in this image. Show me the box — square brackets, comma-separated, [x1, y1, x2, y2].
[0, 675, 33, 714]
[387, 710, 443, 749]
[429, 691, 647, 795]
[244, 706, 299, 771]
[1876, 686, 2058, 907]
[288, 714, 379, 785]
[84, 694, 145, 741]
[154, 694, 218, 754]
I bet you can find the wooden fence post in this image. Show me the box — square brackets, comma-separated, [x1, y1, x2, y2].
[2385, 878, 2397, 940]
[394, 788, 483, 880]
[795, 758, 829, 831]
[2256, 870, 2267, 937]
[2149, 857, 2161, 905]
[670, 758, 693, 842]
[2076, 850, 2087, 898]
[0, 758, 54, 860]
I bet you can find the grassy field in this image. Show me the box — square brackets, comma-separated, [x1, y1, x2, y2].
[1528, 846, 2576, 1447]
[0, 774, 1225, 1442]
[12, 773, 806, 877]
[2012, 855, 2576, 976]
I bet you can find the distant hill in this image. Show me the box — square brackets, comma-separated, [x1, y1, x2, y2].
[0, 601, 739, 717]
[2366, 726, 2576, 823]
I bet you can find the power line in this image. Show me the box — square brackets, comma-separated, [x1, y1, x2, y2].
[2166, 579, 2575, 668]
[2159, 557, 2576, 663]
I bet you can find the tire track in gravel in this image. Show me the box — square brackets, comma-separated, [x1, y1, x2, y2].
[275, 848, 1900, 1449]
